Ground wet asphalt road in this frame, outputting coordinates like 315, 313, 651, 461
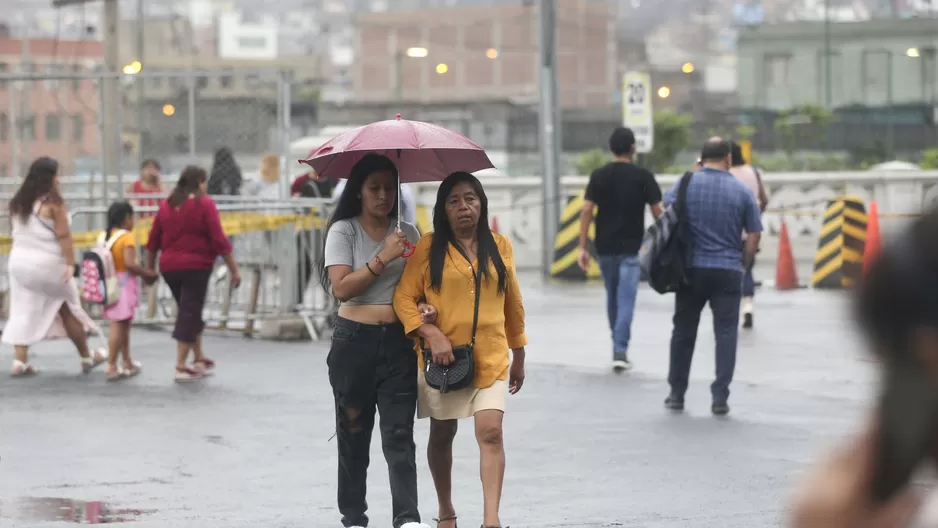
0, 273, 877, 527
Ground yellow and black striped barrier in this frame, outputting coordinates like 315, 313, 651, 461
549, 190, 601, 280
811, 196, 867, 289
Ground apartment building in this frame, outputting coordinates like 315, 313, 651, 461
0, 37, 103, 178
354, 0, 617, 108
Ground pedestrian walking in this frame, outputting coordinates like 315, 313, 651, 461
319, 153, 429, 528
127, 158, 164, 217
663, 139, 762, 416
4, 156, 106, 377
394, 171, 528, 528
728, 141, 769, 329
577, 127, 663, 371
100, 201, 160, 380
145, 166, 241, 382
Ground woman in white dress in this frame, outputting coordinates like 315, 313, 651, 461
4, 157, 106, 377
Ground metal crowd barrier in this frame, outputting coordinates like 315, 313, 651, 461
0, 199, 339, 341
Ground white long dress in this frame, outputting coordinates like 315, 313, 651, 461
2, 201, 99, 345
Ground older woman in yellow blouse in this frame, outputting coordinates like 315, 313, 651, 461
394, 171, 527, 528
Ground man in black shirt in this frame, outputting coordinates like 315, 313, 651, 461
577, 127, 663, 372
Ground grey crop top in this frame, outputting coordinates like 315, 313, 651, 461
323, 218, 421, 306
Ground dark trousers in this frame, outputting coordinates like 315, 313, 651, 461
162, 269, 212, 343
327, 316, 420, 528
668, 267, 743, 404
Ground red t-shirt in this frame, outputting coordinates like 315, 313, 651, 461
130, 180, 163, 217
145, 195, 232, 272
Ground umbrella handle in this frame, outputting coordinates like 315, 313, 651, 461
402, 240, 415, 258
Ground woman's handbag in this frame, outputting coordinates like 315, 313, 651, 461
422, 258, 482, 394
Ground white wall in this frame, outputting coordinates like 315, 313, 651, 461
216, 11, 278, 60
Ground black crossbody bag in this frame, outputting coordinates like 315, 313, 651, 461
421, 248, 480, 394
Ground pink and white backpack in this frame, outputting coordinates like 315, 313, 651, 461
80, 229, 128, 306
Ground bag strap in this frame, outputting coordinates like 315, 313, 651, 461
104, 229, 129, 251
676, 171, 694, 215
450, 242, 483, 349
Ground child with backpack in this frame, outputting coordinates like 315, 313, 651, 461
87, 202, 159, 380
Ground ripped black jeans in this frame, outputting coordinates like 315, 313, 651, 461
327, 316, 420, 528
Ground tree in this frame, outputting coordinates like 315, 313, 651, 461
647, 110, 692, 172
774, 104, 832, 162
921, 148, 938, 169
575, 148, 611, 176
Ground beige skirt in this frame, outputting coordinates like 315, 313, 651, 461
417, 373, 507, 420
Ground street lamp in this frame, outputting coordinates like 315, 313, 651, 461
162, 104, 175, 116
907, 47, 921, 58
436, 63, 449, 74
395, 48, 429, 102
407, 47, 428, 58
681, 62, 694, 73
122, 60, 142, 75
658, 86, 671, 98
486, 48, 499, 59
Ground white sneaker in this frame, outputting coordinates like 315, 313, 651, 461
612, 359, 633, 372
401, 523, 432, 528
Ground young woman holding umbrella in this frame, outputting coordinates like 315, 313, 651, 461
319, 153, 431, 528
303, 114, 498, 528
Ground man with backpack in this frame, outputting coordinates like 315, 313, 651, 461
577, 127, 663, 372
662, 139, 762, 416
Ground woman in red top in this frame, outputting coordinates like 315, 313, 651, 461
146, 166, 242, 382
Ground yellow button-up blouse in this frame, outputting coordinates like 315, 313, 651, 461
393, 232, 527, 389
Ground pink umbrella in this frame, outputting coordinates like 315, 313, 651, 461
298, 114, 494, 182
298, 114, 495, 256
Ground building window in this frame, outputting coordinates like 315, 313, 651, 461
245, 73, 261, 88
764, 53, 792, 87
151, 74, 163, 89
238, 36, 268, 49
197, 76, 208, 90
862, 50, 892, 106
22, 115, 35, 140
220, 73, 234, 89
72, 114, 84, 141
45, 114, 62, 141
0, 112, 7, 142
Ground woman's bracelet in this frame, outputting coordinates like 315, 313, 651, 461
365, 262, 379, 277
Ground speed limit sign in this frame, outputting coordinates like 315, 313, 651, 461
622, 71, 654, 153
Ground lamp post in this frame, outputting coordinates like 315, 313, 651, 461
824, 0, 832, 109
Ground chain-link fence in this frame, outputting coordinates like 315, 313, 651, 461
0, 68, 301, 194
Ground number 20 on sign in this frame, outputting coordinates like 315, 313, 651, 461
621, 71, 654, 153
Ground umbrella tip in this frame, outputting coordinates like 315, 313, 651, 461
396, 113, 402, 120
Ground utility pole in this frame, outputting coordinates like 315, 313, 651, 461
53, 0, 121, 200
823, 0, 832, 109
136, 0, 145, 168
537, 0, 561, 278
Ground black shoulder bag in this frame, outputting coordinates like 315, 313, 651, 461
422, 249, 481, 394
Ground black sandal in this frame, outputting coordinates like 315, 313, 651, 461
433, 515, 457, 527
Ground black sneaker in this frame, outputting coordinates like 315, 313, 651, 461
712, 402, 730, 416
612, 352, 632, 373
742, 312, 753, 329
664, 395, 684, 411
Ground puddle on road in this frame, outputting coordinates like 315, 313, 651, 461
0, 497, 150, 524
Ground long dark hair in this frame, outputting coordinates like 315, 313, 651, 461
856, 209, 938, 360
208, 147, 243, 195
429, 172, 507, 294
317, 153, 400, 290
730, 141, 747, 167
105, 201, 134, 240
168, 166, 208, 207
9, 156, 61, 222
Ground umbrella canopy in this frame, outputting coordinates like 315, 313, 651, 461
298, 114, 494, 182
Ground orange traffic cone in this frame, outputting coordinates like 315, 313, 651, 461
863, 200, 881, 276
775, 220, 799, 290
490, 216, 499, 234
